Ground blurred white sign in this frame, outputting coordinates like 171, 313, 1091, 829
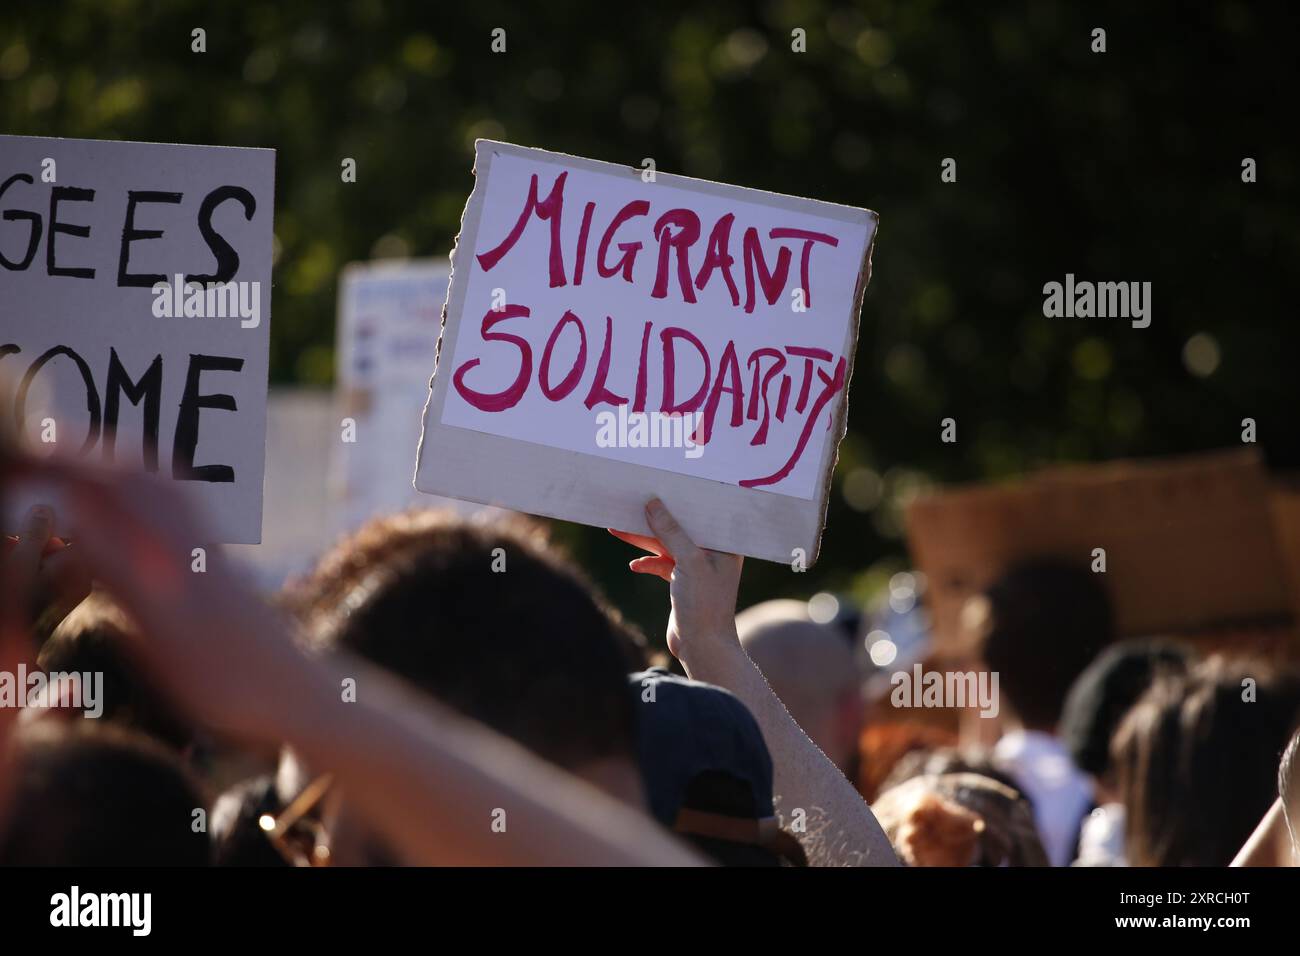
334, 258, 491, 532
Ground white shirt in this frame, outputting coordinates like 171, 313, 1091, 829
993, 729, 1094, 867
1074, 803, 1127, 866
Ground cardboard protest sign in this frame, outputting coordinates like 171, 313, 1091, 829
1269, 480, 1300, 630
904, 450, 1294, 654
334, 259, 498, 531
416, 141, 877, 563
0, 135, 274, 542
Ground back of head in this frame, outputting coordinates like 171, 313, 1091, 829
975, 559, 1115, 731
1058, 639, 1190, 782
1114, 657, 1300, 866
880, 745, 1024, 797
0, 722, 210, 866
736, 599, 861, 772
873, 771, 1048, 867
736, 599, 858, 713
288, 509, 645, 773
631, 668, 805, 866
39, 591, 194, 752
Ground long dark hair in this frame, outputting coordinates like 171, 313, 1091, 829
1114, 657, 1300, 866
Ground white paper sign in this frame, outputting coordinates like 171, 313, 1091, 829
0, 135, 274, 543
333, 258, 498, 531
416, 141, 876, 563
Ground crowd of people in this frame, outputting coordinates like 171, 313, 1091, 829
1, 423, 1298, 868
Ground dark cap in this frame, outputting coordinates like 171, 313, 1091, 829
630, 667, 805, 865
631, 667, 774, 822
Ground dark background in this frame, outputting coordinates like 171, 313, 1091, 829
4, 0, 1298, 641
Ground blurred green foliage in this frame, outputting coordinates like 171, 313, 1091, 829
4, 0, 1297, 642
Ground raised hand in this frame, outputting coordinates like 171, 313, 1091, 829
0, 455, 704, 866
609, 498, 743, 669
612, 498, 899, 866
1, 457, 319, 743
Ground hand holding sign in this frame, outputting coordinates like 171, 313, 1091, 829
611, 496, 899, 867
610, 497, 744, 666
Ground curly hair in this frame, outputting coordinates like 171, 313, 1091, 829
281, 508, 648, 770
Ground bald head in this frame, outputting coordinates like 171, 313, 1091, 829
736, 600, 863, 774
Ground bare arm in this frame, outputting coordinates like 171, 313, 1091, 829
612, 499, 899, 867
685, 635, 899, 866
273, 657, 703, 866
1231, 798, 1290, 867
14, 461, 703, 867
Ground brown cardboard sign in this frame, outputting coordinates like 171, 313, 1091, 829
905, 450, 1292, 651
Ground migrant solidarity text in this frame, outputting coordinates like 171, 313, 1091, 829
417, 142, 877, 562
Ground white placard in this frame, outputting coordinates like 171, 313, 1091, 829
416, 141, 876, 563
0, 135, 274, 542
334, 258, 495, 531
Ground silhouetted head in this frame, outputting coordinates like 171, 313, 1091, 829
1059, 638, 1190, 786
1114, 657, 1300, 866
971, 559, 1115, 731
0, 721, 209, 866
736, 599, 863, 777
287, 509, 646, 791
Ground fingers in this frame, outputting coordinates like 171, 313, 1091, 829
0, 508, 48, 666
629, 555, 675, 582
644, 498, 698, 561
5, 533, 95, 559
10, 505, 54, 574
613, 502, 706, 568
607, 528, 666, 555
7, 452, 202, 545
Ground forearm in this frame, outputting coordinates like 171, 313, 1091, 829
682, 635, 899, 867
1231, 798, 1288, 867
109, 581, 704, 866
270, 658, 706, 867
